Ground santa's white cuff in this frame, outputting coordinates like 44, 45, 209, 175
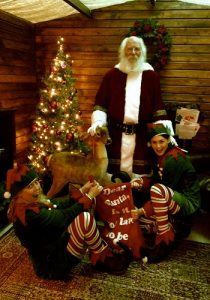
91, 110, 107, 125
87, 110, 107, 136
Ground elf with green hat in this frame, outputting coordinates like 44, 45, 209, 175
131, 120, 201, 262
5, 163, 132, 279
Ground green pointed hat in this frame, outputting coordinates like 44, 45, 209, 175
4, 164, 37, 199
147, 123, 171, 141
147, 120, 178, 146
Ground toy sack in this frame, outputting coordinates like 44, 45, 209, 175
95, 182, 144, 258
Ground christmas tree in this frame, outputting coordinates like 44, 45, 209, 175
28, 37, 88, 174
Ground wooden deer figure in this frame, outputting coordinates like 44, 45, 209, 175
46, 126, 112, 198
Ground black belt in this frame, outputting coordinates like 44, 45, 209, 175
114, 122, 140, 135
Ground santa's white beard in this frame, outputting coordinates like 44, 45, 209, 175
118, 56, 144, 74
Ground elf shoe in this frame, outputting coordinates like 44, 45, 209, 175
93, 242, 133, 275
141, 241, 174, 263
90, 245, 113, 266
111, 171, 131, 183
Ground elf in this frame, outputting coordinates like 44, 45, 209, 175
131, 121, 201, 262
4, 163, 132, 279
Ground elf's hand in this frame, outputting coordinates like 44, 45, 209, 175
131, 207, 145, 220
80, 181, 95, 194
87, 182, 103, 199
130, 178, 143, 190
130, 176, 151, 191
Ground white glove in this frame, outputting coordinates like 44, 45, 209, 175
87, 110, 107, 136
87, 121, 103, 136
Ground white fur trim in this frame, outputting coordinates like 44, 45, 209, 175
88, 110, 107, 135
124, 72, 142, 123
120, 72, 143, 174
120, 133, 136, 175
142, 62, 154, 71
91, 110, 107, 125
154, 120, 175, 135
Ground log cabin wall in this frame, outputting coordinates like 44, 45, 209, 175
35, 0, 210, 155
0, 10, 37, 164
0, 0, 209, 166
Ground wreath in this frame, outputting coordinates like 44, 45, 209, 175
127, 19, 172, 71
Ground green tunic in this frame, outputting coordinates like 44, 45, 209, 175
152, 146, 201, 216
13, 193, 85, 279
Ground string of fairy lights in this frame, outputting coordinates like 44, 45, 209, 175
28, 37, 84, 173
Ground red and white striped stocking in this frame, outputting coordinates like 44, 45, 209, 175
67, 212, 108, 264
141, 183, 180, 245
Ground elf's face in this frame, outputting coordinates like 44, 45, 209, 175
150, 135, 170, 156
20, 179, 42, 200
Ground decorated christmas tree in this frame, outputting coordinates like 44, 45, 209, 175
28, 37, 88, 174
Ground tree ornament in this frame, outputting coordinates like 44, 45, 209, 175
50, 100, 58, 110
127, 19, 172, 71
66, 132, 73, 142
56, 129, 62, 136
42, 155, 49, 165
32, 123, 38, 132
60, 62, 66, 69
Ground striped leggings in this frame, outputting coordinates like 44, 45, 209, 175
67, 212, 106, 260
140, 183, 180, 245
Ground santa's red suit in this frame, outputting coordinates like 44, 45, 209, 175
91, 64, 168, 177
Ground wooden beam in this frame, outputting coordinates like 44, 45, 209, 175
63, 0, 92, 18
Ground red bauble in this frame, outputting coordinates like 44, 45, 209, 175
66, 132, 73, 142
50, 100, 58, 109
32, 124, 37, 132
42, 155, 49, 164
56, 129, 61, 136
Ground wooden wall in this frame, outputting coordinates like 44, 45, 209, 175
0, 10, 36, 163
35, 0, 210, 155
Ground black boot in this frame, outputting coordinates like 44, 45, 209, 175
94, 242, 133, 275
141, 241, 174, 263
111, 171, 131, 183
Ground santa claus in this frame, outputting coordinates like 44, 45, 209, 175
88, 36, 170, 178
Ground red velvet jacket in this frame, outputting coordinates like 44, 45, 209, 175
94, 68, 167, 174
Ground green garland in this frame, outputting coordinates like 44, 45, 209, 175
127, 19, 172, 71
